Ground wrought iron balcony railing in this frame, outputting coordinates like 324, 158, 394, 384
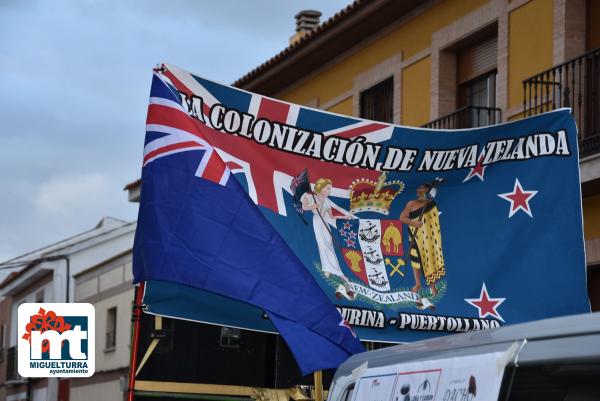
523, 47, 600, 158
422, 106, 502, 129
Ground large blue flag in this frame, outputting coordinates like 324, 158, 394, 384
133, 63, 590, 373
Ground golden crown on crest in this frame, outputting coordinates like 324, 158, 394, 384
349, 172, 405, 215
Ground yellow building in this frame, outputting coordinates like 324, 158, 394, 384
235, 0, 600, 310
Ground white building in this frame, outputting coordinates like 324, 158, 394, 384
70, 250, 134, 401
0, 217, 135, 401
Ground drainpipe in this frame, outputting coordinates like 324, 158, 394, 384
43, 255, 71, 302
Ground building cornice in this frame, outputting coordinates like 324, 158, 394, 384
234, 0, 423, 95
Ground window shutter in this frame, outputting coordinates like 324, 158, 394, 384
360, 77, 394, 123
458, 36, 497, 84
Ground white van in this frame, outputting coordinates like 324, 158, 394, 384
328, 312, 600, 401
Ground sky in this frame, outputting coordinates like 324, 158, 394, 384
0, 0, 353, 262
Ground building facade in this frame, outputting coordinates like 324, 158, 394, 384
70, 250, 134, 401
0, 217, 136, 401
0, 297, 12, 401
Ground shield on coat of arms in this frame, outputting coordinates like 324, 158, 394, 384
339, 219, 405, 290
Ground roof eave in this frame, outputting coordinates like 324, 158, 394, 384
0, 263, 50, 295
234, 0, 421, 96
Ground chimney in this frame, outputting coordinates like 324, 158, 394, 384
289, 10, 322, 45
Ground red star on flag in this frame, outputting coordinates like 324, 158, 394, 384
344, 238, 356, 248
465, 283, 506, 322
497, 178, 538, 218
463, 153, 486, 182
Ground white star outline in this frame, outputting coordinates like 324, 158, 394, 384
464, 282, 507, 322
339, 319, 356, 338
497, 178, 538, 218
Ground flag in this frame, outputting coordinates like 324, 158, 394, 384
290, 168, 311, 218
134, 68, 363, 375
133, 63, 590, 372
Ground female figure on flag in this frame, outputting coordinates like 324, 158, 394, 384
302, 178, 353, 281
400, 181, 446, 296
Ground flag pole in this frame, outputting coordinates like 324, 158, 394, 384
127, 282, 145, 401
313, 370, 324, 401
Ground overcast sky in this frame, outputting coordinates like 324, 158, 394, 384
0, 0, 352, 262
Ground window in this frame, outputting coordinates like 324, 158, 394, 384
105, 307, 117, 350
220, 326, 241, 348
459, 72, 496, 109
587, 0, 600, 51
459, 71, 497, 126
506, 363, 600, 401
457, 34, 497, 87
0, 323, 5, 362
457, 34, 499, 127
6, 346, 19, 381
360, 77, 394, 123
342, 383, 355, 401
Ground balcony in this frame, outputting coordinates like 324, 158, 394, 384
523, 47, 600, 158
422, 106, 502, 129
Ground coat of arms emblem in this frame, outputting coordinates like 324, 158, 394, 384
292, 170, 447, 310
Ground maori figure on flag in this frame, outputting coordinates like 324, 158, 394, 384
400, 178, 446, 297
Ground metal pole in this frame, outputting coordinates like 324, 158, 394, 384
127, 282, 145, 401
